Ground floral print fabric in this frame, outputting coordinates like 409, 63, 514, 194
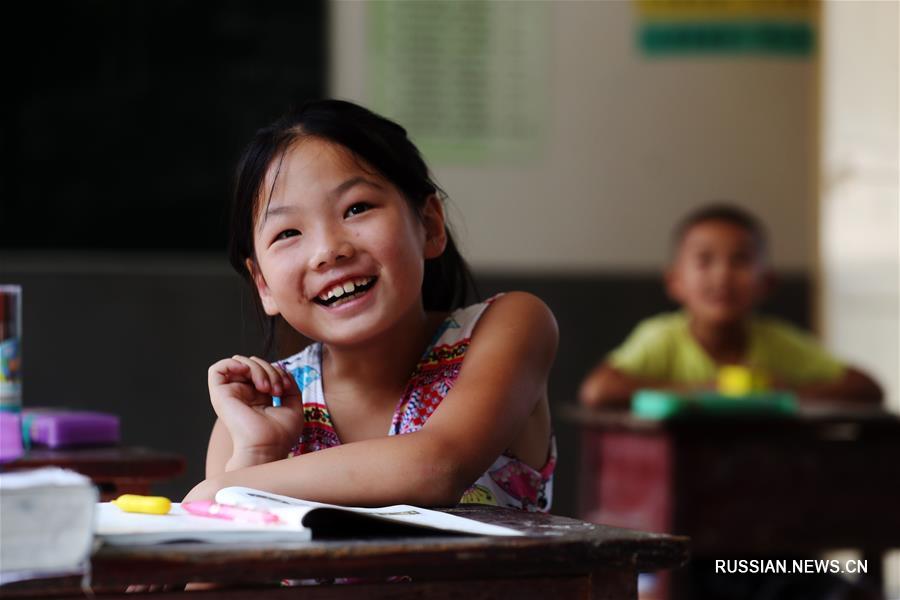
278, 296, 555, 512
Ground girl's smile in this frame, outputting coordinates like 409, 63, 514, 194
312, 275, 379, 317
313, 275, 377, 307
247, 137, 446, 348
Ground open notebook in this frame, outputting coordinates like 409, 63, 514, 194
95, 502, 311, 545
96, 486, 521, 545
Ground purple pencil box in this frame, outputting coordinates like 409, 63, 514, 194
0, 411, 24, 462
23, 409, 120, 448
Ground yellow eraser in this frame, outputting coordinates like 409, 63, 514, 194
718, 365, 754, 396
718, 365, 770, 395
112, 494, 172, 515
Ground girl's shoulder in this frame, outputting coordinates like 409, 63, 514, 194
427, 292, 556, 353
464, 291, 558, 345
481, 290, 555, 319
437, 294, 504, 342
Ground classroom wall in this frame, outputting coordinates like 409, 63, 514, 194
327, 0, 821, 517
330, 0, 818, 274
819, 4, 900, 592
0, 1, 834, 520
820, 0, 899, 411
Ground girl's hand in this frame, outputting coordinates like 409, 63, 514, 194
207, 356, 304, 469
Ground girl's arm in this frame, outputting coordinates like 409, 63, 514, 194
205, 418, 232, 479
184, 292, 558, 506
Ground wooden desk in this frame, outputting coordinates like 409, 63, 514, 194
4, 446, 185, 500
565, 405, 900, 597
0, 506, 688, 599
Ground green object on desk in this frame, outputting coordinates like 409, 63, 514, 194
632, 389, 798, 420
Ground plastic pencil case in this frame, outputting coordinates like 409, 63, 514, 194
632, 389, 798, 420
23, 408, 120, 448
0, 410, 24, 461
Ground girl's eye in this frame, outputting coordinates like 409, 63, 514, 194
345, 202, 372, 218
275, 229, 301, 241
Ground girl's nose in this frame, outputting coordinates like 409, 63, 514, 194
308, 231, 355, 270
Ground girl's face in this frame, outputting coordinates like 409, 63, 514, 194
666, 220, 770, 327
248, 138, 447, 347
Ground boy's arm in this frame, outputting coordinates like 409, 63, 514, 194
791, 366, 883, 405
765, 322, 883, 405
578, 362, 709, 408
578, 363, 638, 408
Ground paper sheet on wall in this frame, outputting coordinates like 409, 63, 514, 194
368, 1, 550, 163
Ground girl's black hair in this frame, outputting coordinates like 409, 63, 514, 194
228, 99, 477, 351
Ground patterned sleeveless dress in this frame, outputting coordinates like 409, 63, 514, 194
277, 296, 556, 512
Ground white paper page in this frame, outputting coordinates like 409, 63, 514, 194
216, 487, 524, 537
95, 503, 311, 545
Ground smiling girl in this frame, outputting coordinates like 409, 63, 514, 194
184, 100, 557, 511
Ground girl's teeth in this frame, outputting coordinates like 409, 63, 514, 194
318, 277, 374, 303
331, 295, 355, 308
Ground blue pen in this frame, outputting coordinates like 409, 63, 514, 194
273, 364, 291, 407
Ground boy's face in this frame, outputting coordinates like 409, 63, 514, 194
666, 219, 770, 327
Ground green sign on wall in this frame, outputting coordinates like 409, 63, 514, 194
635, 0, 817, 57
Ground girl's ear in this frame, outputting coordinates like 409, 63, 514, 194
421, 194, 448, 259
246, 258, 280, 316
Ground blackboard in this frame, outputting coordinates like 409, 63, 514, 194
1, 0, 326, 251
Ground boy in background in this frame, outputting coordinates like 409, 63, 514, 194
579, 203, 882, 407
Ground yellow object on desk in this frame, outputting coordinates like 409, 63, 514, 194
717, 365, 770, 396
112, 494, 171, 515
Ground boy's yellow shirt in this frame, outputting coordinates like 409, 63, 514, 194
608, 312, 844, 386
